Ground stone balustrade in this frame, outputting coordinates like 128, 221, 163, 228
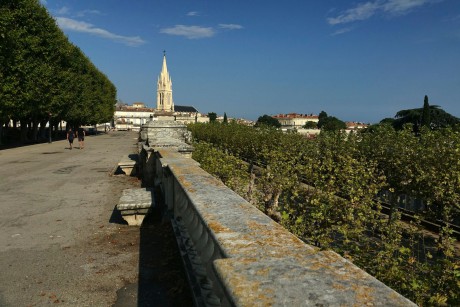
137, 119, 416, 306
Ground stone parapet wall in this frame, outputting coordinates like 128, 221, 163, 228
139, 144, 415, 306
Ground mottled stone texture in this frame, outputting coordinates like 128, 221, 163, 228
138, 146, 416, 307
140, 119, 192, 148
117, 155, 138, 176
117, 188, 154, 226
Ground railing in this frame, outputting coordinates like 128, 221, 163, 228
139, 142, 416, 307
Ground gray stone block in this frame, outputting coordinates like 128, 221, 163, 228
117, 188, 154, 226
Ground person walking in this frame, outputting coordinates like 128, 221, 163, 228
77, 127, 85, 149
67, 128, 75, 150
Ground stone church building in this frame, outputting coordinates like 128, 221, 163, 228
156, 53, 174, 112
114, 53, 208, 130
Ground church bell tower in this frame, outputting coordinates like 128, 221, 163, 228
156, 51, 174, 112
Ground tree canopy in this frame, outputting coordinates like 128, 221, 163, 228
255, 115, 281, 128
421, 95, 430, 128
303, 121, 318, 129
208, 112, 217, 122
0, 0, 116, 142
392, 96, 459, 130
317, 111, 346, 131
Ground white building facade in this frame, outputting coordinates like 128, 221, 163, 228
114, 103, 156, 131
273, 113, 319, 130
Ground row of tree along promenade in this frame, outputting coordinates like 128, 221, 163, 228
0, 0, 116, 146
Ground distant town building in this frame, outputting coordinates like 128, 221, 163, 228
271, 113, 368, 136
345, 121, 369, 132
113, 53, 208, 130
272, 113, 319, 130
132, 102, 147, 108
114, 103, 155, 131
215, 116, 255, 126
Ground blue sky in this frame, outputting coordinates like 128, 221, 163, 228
40, 0, 460, 123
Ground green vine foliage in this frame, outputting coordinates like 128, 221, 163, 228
188, 122, 459, 305
192, 141, 250, 198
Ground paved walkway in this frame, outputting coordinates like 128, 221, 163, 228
0, 131, 192, 306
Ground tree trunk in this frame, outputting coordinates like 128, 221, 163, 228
247, 163, 256, 205
19, 119, 29, 143
53, 122, 59, 138
31, 119, 39, 142
267, 191, 282, 222
38, 119, 47, 140
387, 192, 396, 225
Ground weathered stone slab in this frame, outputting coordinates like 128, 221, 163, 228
214, 253, 413, 306
117, 154, 138, 176
117, 188, 154, 226
140, 120, 191, 148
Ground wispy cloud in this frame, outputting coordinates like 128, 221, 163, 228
382, 0, 442, 14
160, 25, 215, 39
331, 27, 354, 36
55, 6, 70, 15
328, 2, 380, 25
76, 9, 103, 17
219, 24, 244, 30
56, 17, 146, 46
328, 0, 444, 25
187, 11, 199, 17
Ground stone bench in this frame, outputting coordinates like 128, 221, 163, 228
117, 154, 138, 176
117, 188, 154, 226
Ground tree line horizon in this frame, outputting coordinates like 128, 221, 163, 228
249, 95, 460, 131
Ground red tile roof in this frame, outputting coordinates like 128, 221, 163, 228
272, 113, 319, 119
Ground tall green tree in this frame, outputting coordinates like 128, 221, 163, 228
303, 121, 318, 129
394, 104, 459, 130
255, 115, 281, 128
223, 112, 228, 124
317, 111, 328, 128
208, 112, 217, 122
320, 116, 346, 131
421, 95, 431, 128
0, 0, 117, 143
317, 111, 346, 131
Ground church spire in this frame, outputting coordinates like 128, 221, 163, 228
156, 51, 173, 112
161, 51, 168, 78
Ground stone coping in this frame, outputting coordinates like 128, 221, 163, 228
155, 147, 416, 306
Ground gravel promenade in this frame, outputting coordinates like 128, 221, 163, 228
0, 131, 192, 306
